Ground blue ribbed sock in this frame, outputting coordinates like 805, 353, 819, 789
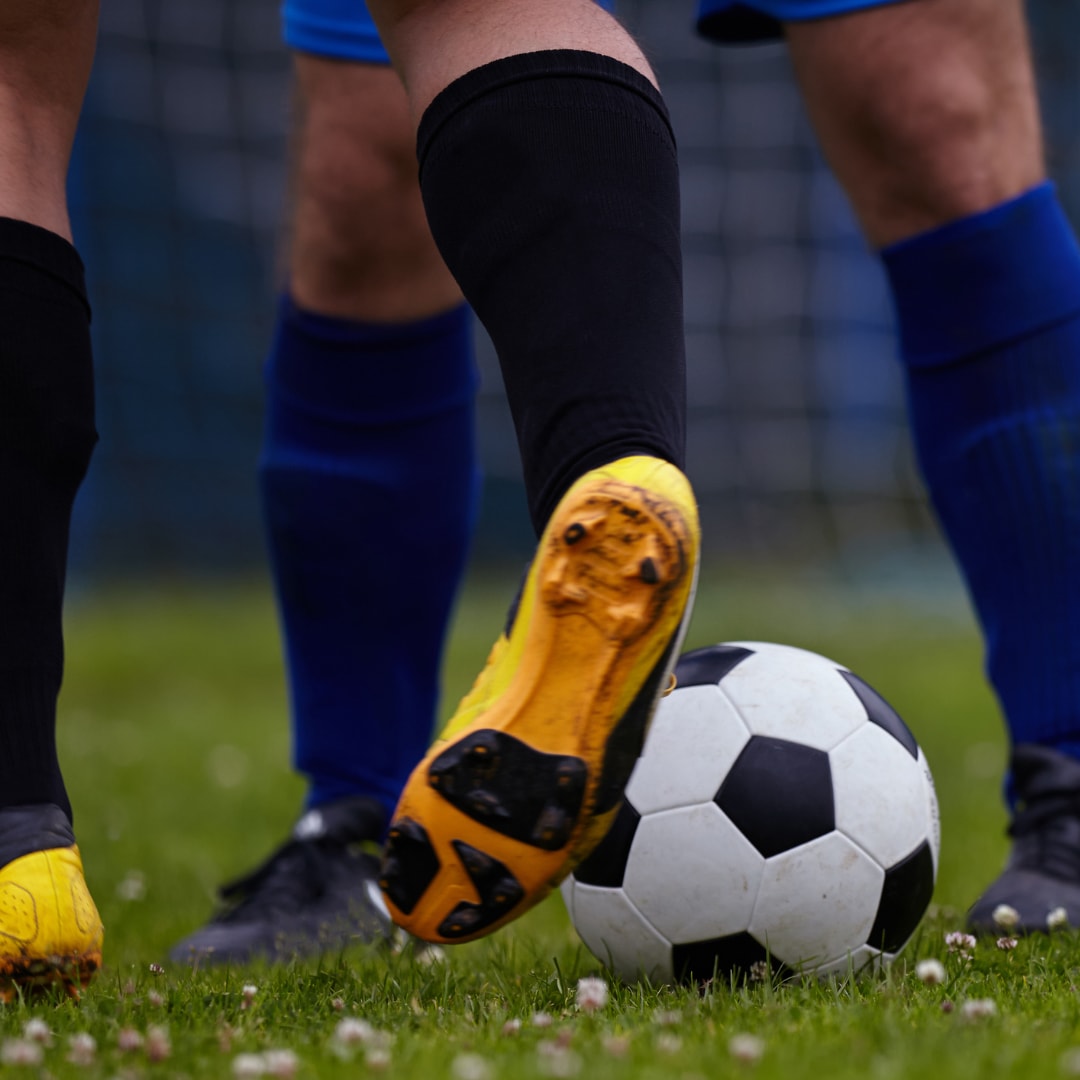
882, 182, 1080, 766
260, 296, 479, 826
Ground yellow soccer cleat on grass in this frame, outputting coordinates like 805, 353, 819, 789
379, 455, 700, 943
0, 807, 103, 1000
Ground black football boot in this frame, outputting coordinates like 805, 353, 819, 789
968, 744, 1080, 934
170, 796, 392, 965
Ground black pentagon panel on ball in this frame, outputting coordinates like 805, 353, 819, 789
840, 670, 918, 759
867, 839, 935, 953
672, 931, 791, 986
716, 736, 835, 857
571, 799, 641, 889
674, 644, 754, 688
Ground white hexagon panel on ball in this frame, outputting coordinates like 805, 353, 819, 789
627, 685, 750, 815
562, 879, 673, 983
718, 643, 868, 751
623, 802, 765, 945
748, 831, 884, 973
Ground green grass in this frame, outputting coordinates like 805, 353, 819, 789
3, 567, 1075, 1078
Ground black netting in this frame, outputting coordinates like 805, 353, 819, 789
66, 0, 1080, 574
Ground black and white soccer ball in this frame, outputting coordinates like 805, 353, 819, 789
562, 642, 940, 983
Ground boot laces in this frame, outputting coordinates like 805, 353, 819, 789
213, 838, 336, 923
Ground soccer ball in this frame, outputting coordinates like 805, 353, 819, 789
562, 642, 940, 984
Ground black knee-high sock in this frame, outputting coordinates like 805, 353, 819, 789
0, 219, 97, 822
418, 50, 685, 533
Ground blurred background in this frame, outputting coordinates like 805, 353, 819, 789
65, 0, 1080, 586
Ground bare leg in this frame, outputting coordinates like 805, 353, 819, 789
365, 0, 657, 117
786, 0, 1042, 246
0, 1, 99, 238
288, 56, 460, 320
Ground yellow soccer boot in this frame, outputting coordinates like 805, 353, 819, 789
380, 455, 699, 943
0, 805, 103, 999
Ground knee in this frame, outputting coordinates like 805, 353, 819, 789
857, 70, 1037, 227
294, 114, 432, 280
287, 60, 459, 315
790, 7, 1045, 244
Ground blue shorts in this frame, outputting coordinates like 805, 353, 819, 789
283, 0, 614, 64
696, 0, 909, 42
282, 0, 906, 62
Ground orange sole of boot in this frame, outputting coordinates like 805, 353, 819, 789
380, 466, 698, 943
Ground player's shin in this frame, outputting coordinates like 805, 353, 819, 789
0, 218, 102, 993
0, 219, 96, 818
417, 50, 686, 532
884, 183, 1080, 931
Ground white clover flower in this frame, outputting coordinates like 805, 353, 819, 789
67, 1032, 96, 1066
602, 1034, 630, 1058
944, 931, 977, 955
996, 937, 1019, 951
21, 1018, 52, 1046
502, 1018, 522, 1036
537, 1041, 582, 1078
232, 1053, 267, 1078
116, 869, 147, 902
1, 1039, 44, 1066
117, 1027, 144, 1052
575, 976, 608, 1013
749, 960, 770, 983
208, 743, 250, 789
653, 1009, 681, 1027
915, 959, 947, 985
145, 1025, 172, 1062
991, 904, 1019, 931
263, 1048, 300, 1079
452, 1052, 493, 1080
1048, 906, 1070, 930
960, 998, 998, 1020
656, 1033, 682, 1055
365, 1047, 392, 1071
728, 1033, 765, 1064
416, 944, 447, 966
147, 989, 166, 1008
531, 1011, 554, 1029
333, 1017, 375, 1047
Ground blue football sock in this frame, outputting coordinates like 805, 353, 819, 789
882, 183, 1080, 764
259, 295, 479, 826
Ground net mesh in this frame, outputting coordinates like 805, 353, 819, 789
67, 0, 1079, 574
